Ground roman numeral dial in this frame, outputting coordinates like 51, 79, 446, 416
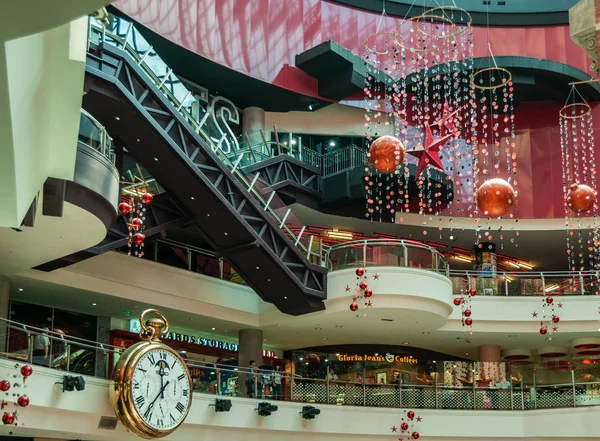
130, 348, 192, 431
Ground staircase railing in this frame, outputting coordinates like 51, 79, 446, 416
88, 16, 323, 264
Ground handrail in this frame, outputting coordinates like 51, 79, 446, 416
79, 108, 116, 164
88, 16, 322, 263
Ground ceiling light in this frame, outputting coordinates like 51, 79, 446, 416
18, 288, 23, 292
325, 359, 329, 362
508, 261, 520, 269
154, 157, 158, 161
92, 303, 97, 306
336, 353, 340, 356
115, 116, 120, 121
519, 263, 533, 270
299, 357, 304, 361
403, 342, 409, 345
453, 255, 473, 263
329, 141, 336, 147
326, 230, 354, 240
291, 139, 297, 145
545, 285, 560, 293
211, 327, 216, 331
465, 352, 469, 356
321, 337, 328, 340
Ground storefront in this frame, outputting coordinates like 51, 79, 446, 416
110, 320, 284, 396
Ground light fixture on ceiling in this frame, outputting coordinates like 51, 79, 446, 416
508, 261, 520, 269
403, 342, 409, 345
211, 327, 216, 331
545, 285, 560, 293
321, 337, 328, 340
291, 139, 297, 145
18, 288, 23, 292
465, 352, 469, 356
92, 303, 97, 306
329, 141, 336, 147
299, 357, 304, 361
519, 262, 533, 270
453, 255, 473, 263
326, 229, 354, 240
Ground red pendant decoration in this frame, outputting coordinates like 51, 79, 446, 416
364, 289, 373, 298
546, 296, 553, 305
133, 233, 145, 246
118, 202, 132, 214
17, 396, 29, 408
19, 365, 32, 378
407, 411, 415, 420
453, 298, 462, 306
356, 268, 365, 277
120, 189, 154, 258
463, 309, 472, 317
2, 412, 15, 425
475, 178, 515, 218
130, 218, 143, 230
566, 183, 596, 213
540, 327, 548, 335
368, 136, 405, 173
350, 303, 358, 312
393, 409, 423, 439
359, 281, 368, 290
412, 432, 420, 440
552, 315, 560, 323
401, 423, 409, 431
464, 318, 473, 326
0, 381, 9, 392
141, 192, 154, 205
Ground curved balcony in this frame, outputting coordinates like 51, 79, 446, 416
325, 240, 452, 331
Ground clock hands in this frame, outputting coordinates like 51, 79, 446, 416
144, 380, 170, 419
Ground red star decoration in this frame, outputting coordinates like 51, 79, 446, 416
416, 416, 422, 422
552, 326, 559, 332
398, 438, 404, 441
367, 301, 373, 307
531, 312, 538, 318
345, 285, 351, 292
392, 426, 398, 433
408, 122, 452, 177
373, 273, 380, 280
558, 302, 563, 308
0, 400, 6, 410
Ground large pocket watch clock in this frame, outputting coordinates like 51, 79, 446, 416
110, 309, 192, 439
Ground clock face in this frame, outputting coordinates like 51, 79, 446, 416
130, 348, 191, 431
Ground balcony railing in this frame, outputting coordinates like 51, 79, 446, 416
79, 108, 115, 164
326, 239, 448, 273
3, 317, 600, 411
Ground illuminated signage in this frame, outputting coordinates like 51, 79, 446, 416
336, 353, 418, 364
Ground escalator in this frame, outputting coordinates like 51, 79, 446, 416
83, 28, 326, 315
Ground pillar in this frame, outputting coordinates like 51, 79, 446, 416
474, 242, 498, 294
0, 276, 9, 352
478, 344, 502, 382
242, 107, 266, 149
238, 328, 263, 396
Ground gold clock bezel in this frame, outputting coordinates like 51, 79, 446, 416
110, 310, 193, 439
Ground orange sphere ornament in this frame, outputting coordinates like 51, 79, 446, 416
369, 136, 405, 173
476, 178, 516, 217
566, 183, 595, 213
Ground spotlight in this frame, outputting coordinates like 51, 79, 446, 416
256, 402, 278, 417
301, 405, 321, 420
213, 398, 232, 412
61, 375, 85, 392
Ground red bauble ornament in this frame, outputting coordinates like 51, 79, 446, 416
364, 289, 373, 297
400, 423, 409, 431
465, 318, 473, 326
356, 268, 365, 277
540, 327, 548, 335
412, 432, 420, 440
463, 309, 472, 317
546, 296, 553, 305
407, 411, 415, 420
0, 381, 9, 392
359, 281, 368, 290
350, 303, 358, 312
17, 395, 29, 408
453, 298, 462, 306
130, 218, 143, 230
118, 202, 132, 214
141, 192, 154, 205
469, 289, 477, 296
566, 183, 596, 213
369, 136, 405, 173
2, 412, 14, 425
20, 365, 32, 378
133, 233, 145, 245
475, 178, 515, 217
552, 315, 560, 323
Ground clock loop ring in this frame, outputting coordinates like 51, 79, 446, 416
139, 309, 170, 341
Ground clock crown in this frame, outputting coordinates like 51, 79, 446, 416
139, 309, 170, 342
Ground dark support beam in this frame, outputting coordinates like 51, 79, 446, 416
216, 240, 260, 258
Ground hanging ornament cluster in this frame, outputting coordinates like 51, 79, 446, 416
1, 363, 33, 427
391, 409, 422, 440
363, 5, 477, 235
454, 288, 476, 332
532, 296, 563, 340
471, 56, 519, 250
118, 191, 153, 258
348, 268, 379, 312
559, 86, 599, 272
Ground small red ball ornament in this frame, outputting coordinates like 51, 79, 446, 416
401, 423, 409, 431
407, 411, 415, 420
453, 298, 462, 306
118, 202, 132, 214
364, 289, 373, 297
552, 315, 560, 323
369, 136, 406, 173
130, 218, 143, 230
350, 303, 358, 312
412, 432, 420, 439
141, 192, 154, 205
359, 281, 368, 290
0, 381, 10, 392
463, 309, 472, 317
2, 412, 15, 425
17, 395, 29, 407
475, 178, 515, 217
469, 289, 477, 296
546, 296, 553, 305
356, 268, 365, 277
566, 183, 596, 213
20, 365, 32, 378
465, 318, 473, 326
133, 233, 145, 245
540, 327, 548, 335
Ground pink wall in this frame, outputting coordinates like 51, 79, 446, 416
115, 0, 592, 97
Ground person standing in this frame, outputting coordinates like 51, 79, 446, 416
272, 365, 282, 400
246, 360, 257, 398
32, 327, 50, 366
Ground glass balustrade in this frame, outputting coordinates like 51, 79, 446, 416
79, 109, 115, 164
